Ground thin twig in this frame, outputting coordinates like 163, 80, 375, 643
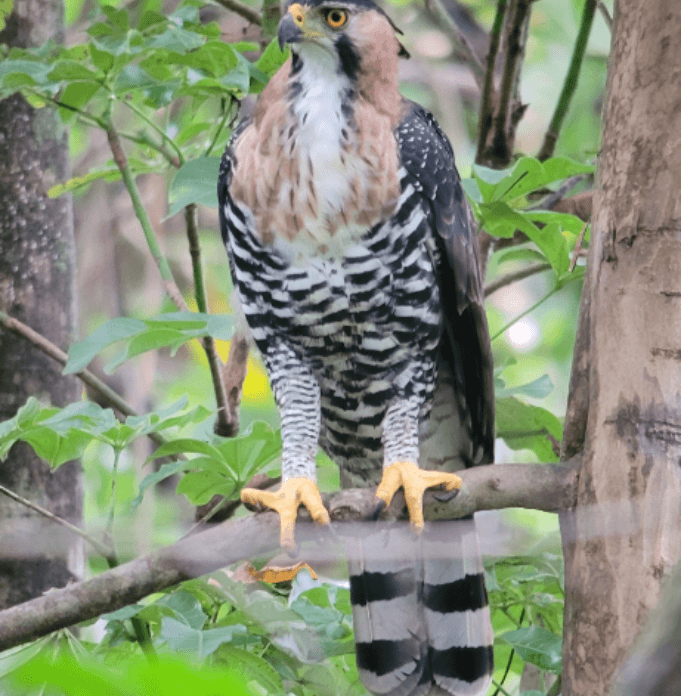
105, 120, 189, 312
217, 332, 250, 437
597, 0, 612, 30
425, 0, 485, 89
491, 284, 560, 341
183, 204, 231, 434
484, 262, 552, 297
568, 222, 588, 273
123, 100, 186, 167
537, 0, 597, 161
204, 98, 239, 158
527, 174, 589, 211
0, 310, 169, 445
106, 449, 122, 538
120, 130, 181, 168
211, 0, 262, 25
0, 483, 114, 561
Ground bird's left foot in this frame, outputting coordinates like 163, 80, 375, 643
373, 461, 462, 531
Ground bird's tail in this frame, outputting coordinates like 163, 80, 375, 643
348, 517, 493, 696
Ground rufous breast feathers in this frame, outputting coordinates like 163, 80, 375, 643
230, 58, 402, 257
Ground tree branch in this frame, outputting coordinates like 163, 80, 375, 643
0, 310, 171, 449
0, 460, 579, 652
425, 0, 486, 89
484, 262, 552, 297
105, 122, 189, 313
183, 203, 232, 436
0, 483, 114, 562
211, 0, 262, 26
476, 0, 507, 164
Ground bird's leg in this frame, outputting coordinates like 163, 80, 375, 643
372, 398, 462, 530
240, 348, 329, 550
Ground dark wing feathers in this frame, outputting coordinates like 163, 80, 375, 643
396, 102, 494, 465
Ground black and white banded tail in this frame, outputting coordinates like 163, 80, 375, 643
348, 519, 493, 696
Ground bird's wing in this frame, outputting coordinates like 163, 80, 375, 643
396, 101, 494, 466
217, 116, 251, 249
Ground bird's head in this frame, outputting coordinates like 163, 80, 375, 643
277, 0, 408, 81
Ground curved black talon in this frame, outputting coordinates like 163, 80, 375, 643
369, 498, 386, 521
433, 487, 460, 503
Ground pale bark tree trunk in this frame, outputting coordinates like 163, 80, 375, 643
561, 1, 681, 693
0, 0, 82, 608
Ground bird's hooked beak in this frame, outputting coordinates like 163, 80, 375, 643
278, 3, 307, 50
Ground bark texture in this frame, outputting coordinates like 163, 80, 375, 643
0, 0, 81, 607
561, 2, 681, 694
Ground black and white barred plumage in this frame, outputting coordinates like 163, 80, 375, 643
218, 2, 494, 693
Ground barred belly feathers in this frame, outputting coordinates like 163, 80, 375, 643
218, 1, 495, 693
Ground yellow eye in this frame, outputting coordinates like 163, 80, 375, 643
324, 8, 347, 28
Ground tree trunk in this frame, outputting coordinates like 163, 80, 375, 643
561, 1, 681, 693
0, 0, 82, 608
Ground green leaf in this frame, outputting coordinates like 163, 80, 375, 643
497, 248, 548, 265
64, 317, 145, 373
138, 10, 166, 31
255, 38, 289, 77
8, 651, 248, 696
57, 82, 102, 121
474, 156, 594, 203
101, 604, 146, 622
64, 312, 233, 374
479, 202, 570, 275
166, 41, 238, 77
523, 209, 586, 235
48, 60, 99, 82
0, 59, 52, 87
160, 617, 247, 657
471, 164, 510, 202
167, 157, 221, 215
147, 23, 205, 52
176, 467, 236, 505
213, 421, 282, 482
461, 177, 482, 203
496, 397, 563, 462
214, 647, 285, 696
176, 121, 212, 145
149, 438, 224, 460
496, 375, 554, 399
0, 637, 53, 679
132, 459, 187, 510
0, 399, 118, 466
156, 591, 207, 630
101, 5, 130, 32
502, 626, 562, 673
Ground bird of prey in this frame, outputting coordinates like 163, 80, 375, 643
217, 1, 495, 693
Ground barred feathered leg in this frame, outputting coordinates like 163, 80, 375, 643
240, 344, 329, 548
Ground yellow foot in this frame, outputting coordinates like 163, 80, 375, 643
247, 562, 318, 584
375, 461, 462, 531
241, 478, 330, 550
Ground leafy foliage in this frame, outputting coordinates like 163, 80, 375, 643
64, 312, 234, 374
